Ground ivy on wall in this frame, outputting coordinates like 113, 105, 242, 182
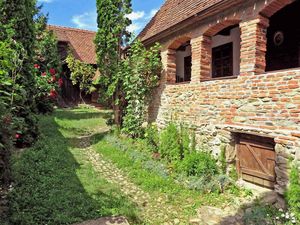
121, 41, 162, 137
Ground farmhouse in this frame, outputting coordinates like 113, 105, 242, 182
140, 0, 300, 202
48, 25, 99, 104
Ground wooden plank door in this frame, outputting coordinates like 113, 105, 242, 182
236, 134, 276, 189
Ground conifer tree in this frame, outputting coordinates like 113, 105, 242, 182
1, 0, 39, 143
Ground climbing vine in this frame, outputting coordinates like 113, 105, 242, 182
121, 40, 162, 137
95, 0, 162, 135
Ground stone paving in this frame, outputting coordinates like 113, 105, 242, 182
84, 146, 183, 224
73, 118, 271, 225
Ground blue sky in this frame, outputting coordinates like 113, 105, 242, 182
39, 0, 164, 34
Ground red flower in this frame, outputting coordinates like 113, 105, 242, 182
51, 75, 57, 82
49, 89, 57, 99
15, 133, 21, 139
49, 68, 56, 75
34, 64, 40, 69
58, 78, 63, 87
41, 72, 47, 77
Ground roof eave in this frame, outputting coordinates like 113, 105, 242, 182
141, 0, 243, 46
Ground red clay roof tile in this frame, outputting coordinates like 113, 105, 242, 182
48, 25, 97, 65
139, 0, 224, 42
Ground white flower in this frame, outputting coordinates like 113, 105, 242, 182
276, 217, 279, 220
281, 213, 285, 218
279, 208, 283, 212
285, 214, 290, 219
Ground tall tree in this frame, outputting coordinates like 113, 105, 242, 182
34, 15, 61, 72
95, 0, 132, 125
1, 0, 39, 144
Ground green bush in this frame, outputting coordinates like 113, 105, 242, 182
286, 164, 300, 221
34, 67, 60, 114
144, 123, 159, 151
159, 122, 182, 162
180, 124, 191, 157
219, 145, 227, 174
176, 151, 219, 177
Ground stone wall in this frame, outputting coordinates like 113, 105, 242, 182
146, 0, 300, 201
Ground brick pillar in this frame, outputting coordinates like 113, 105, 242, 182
166, 49, 176, 84
240, 16, 269, 76
191, 35, 212, 83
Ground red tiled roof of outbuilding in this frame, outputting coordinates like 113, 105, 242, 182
48, 25, 97, 65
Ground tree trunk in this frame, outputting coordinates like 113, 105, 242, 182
79, 90, 86, 104
113, 92, 121, 125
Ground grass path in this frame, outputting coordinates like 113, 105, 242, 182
84, 146, 182, 224
8, 107, 140, 225
8, 106, 250, 225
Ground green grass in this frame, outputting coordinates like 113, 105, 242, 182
93, 135, 246, 222
8, 106, 251, 225
8, 107, 140, 225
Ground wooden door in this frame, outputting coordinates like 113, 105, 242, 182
236, 134, 276, 189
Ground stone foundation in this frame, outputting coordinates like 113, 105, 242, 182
149, 69, 300, 200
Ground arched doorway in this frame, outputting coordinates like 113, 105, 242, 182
265, 0, 300, 71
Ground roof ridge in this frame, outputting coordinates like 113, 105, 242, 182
47, 24, 97, 34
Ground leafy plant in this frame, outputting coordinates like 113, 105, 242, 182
121, 41, 162, 137
243, 204, 297, 225
95, 0, 132, 125
34, 15, 61, 71
219, 145, 227, 174
66, 54, 96, 103
176, 151, 219, 177
34, 66, 61, 114
286, 163, 300, 221
144, 123, 159, 151
159, 122, 182, 162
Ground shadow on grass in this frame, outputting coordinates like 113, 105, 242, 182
55, 109, 112, 121
8, 111, 140, 225
67, 131, 110, 149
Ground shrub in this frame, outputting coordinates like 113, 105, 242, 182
144, 123, 159, 151
159, 122, 182, 162
34, 67, 61, 114
180, 124, 190, 157
219, 145, 227, 174
176, 151, 219, 177
286, 163, 300, 221
243, 204, 297, 225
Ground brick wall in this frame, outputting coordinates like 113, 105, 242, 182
147, 0, 300, 202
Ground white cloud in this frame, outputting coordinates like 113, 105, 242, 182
147, 9, 158, 19
127, 23, 142, 33
126, 11, 145, 21
71, 7, 159, 34
72, 11, 97, 31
